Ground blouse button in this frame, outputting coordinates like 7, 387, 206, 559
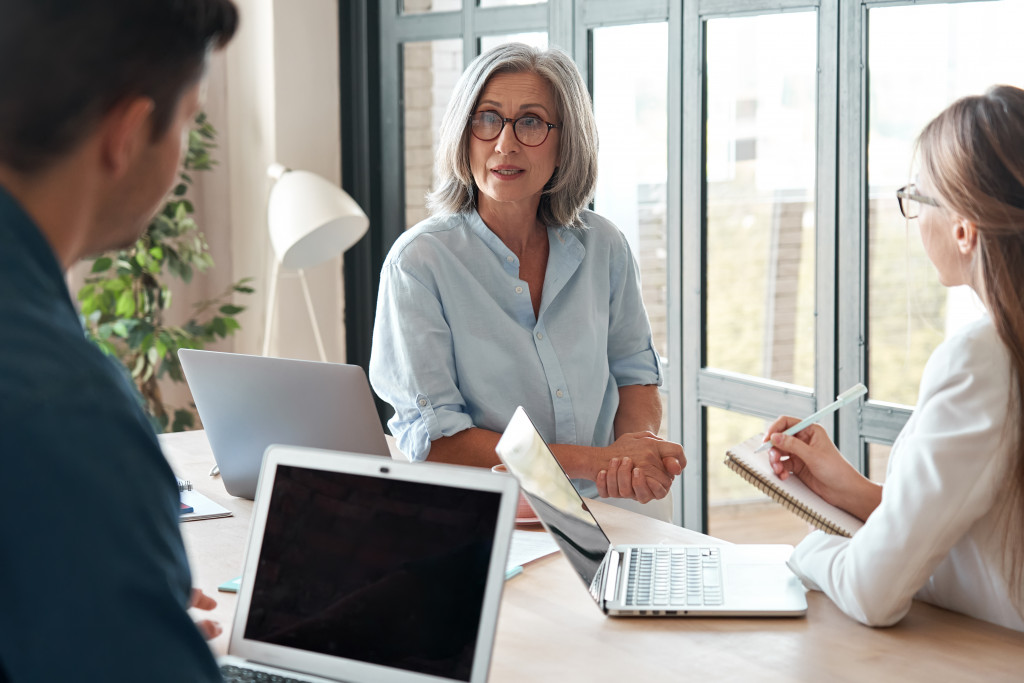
536, 332, 543, 340
418, 398, 427, 407
515, 286, 523, 294
556, 390, 564, 398
506, 255, 514, 263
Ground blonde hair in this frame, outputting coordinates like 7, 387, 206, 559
426, 43, 598, 229
918, 85, 1024, 600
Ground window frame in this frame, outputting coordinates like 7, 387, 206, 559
345, 0, 995, 532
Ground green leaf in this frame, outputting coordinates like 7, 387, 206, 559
91, 257, 113, 273
115, 290, 136, 317
126, 322, 151, 349
102, 278, 126, 293
212, 317, 227, 338
131, 354, 146, 378
234, 285, 255, 294
171, 409, 195, 433
219, 304, 244, 315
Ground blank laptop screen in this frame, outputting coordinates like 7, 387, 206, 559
243, 465, 502, 681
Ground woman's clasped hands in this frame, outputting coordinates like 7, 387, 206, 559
595, 431, 685, 503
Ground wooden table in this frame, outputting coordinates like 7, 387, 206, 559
160, 431, 1024, 682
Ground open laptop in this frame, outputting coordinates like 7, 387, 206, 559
220, 444, 519, 683
178, 349, 390, 499
495, 406, 808, 617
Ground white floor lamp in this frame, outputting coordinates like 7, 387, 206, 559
263, 163, 369, 361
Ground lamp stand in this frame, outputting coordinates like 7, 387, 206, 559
297, 268, 329, 362
262, 260, 329, 363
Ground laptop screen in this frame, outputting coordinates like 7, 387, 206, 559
242, 464, 502, 682
495, 408, 612, 594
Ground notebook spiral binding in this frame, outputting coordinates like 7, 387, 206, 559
178, 479, 193, 492
722, 458, 853, 538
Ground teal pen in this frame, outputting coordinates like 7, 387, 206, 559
505, 565, 524, 581
755, 383, 868, 453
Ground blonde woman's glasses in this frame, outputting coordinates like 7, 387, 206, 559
896, 184, 940, 219
469, 111, 560, 147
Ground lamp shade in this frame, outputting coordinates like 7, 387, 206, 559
267, 164, 369, 270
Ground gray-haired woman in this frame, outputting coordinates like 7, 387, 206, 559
370, 43, 684, 502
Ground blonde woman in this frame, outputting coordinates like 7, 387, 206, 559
763, 85, 1024, 631
370, 43, 683, 502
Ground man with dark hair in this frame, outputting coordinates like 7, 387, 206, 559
0, 1, 238, 680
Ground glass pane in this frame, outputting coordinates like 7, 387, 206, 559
867, 1, 1024, 406
705, 406, 809, 546
403, 40, 464, 230
402, 0, 460, 15
592, 23, 669, 438
592, 23, 668, 360
704, 13, 818, 387
479, 32, 548, 54
867, 442, 890, 484
479, 0, 546, 7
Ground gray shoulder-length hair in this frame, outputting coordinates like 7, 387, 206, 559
425, 42, 599, 229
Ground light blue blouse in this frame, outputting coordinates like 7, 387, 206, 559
369, 209, 662, 496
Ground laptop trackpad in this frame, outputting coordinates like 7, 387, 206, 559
722, 547, 807, 612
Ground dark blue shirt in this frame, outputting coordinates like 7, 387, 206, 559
0, 186, 221, 681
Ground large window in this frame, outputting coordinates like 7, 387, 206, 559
351, 0, 1023, 533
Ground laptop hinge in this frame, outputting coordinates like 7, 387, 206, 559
603, 548, 621, 607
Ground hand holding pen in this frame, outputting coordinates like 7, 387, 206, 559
755, 383, 867, 453
761, 383, 881, 521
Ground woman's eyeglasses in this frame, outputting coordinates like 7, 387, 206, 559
469, 111, 560, 147
896, 184, 941, 219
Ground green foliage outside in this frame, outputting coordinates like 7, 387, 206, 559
77, 113, 253, 433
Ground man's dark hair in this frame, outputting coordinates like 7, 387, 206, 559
0, 0, 238, 174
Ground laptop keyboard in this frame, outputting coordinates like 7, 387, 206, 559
220, 664, 316, 683
624, 546, 723, 607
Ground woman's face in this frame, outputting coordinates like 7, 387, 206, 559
916, 169, 971, 287
469, 71, 560, 220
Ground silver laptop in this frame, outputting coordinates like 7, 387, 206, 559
179, 349, 390, 499
495, 406, 808, 617
220, 444, 519, 683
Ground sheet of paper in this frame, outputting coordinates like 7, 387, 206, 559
507, 529, 559, 571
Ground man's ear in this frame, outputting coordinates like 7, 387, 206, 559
99, 97, 155, 176
955, 217, 978, 255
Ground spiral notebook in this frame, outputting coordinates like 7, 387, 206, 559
724, 436, 864, 537
177, 479, 232, 522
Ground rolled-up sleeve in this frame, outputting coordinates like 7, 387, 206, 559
369, 260, 475, 461
606, 234, 662, 388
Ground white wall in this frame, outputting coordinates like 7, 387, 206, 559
220, 0, 345, 362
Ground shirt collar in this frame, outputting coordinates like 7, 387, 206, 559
466, 208, 585, 266
0, 183, 73, 301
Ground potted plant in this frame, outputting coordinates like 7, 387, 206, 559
77, 112, 252, 432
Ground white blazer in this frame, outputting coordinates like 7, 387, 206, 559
788, 315, 1024, 632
